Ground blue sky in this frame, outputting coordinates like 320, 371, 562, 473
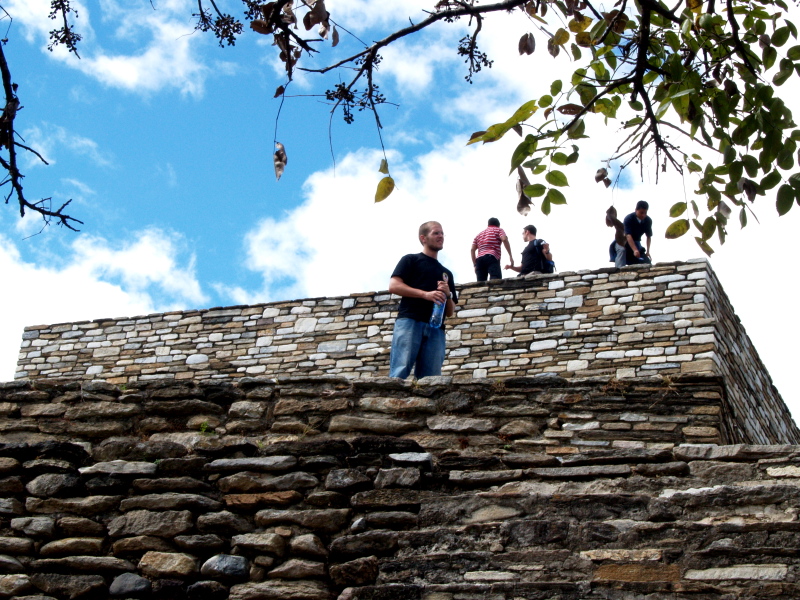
1, 0, 798, 421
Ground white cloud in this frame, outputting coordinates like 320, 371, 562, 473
6, 0, 210, 96
0, 228, 208, 380
21, 124, 112, 168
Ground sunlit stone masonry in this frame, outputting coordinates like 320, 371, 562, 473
3, 260, 799, 599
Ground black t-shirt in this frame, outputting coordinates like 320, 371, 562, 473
391, 253, 457, 326
520, 239, 546, 275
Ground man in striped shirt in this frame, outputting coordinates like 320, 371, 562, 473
471, 218, 514, 281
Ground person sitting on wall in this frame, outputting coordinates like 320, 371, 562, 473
621, 200, 653, 265
505, 225, 555, 275
606, 206, 628, 268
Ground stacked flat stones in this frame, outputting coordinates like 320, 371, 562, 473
14, 260, 797, 447
0, 378, 799, 599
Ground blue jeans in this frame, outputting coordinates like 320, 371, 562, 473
389, 318, 446, 379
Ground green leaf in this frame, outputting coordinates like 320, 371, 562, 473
546, 188, 567, 204
761, 169, 782, 190
764, 45, 778, 70
739, 207, 747, 228
695, 237, 715, 256
539, 94, 553, 108
629, 100, 644, 111
552, 152, 569, 165
532, 164, 547, 175
550, 80, 563, 95
541, 197, 552, 215
524, 184, 547, 197
773, 69, 793, 86
788, 173, 800, 189
375, 176, 395, 203
506, 100, 539, 126
554, 28, 570, 45
772, 26, 790, 47
571, 43, 582, 60
665, 219, 690, 239
777, 184, 795, 215
788, 45, 800, 60
669, 202, 687, 217
742, 155, 760, 177
701, 216, 717, 241
687, 161, 702, 173
545, 170, 569, 187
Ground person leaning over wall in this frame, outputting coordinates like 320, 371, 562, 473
505, 225, 555, 276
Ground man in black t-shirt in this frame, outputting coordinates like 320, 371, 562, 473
505, 225, 553, 276
388, 221, 458, 379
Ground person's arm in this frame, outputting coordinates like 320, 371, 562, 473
645, 235, 651, 257
470, 244, 478, 268
389, 276, 447, 304
505, 264, 522, 272
501, 235, 513, 266
626, 234, 640, 258
542, 243, 552, 261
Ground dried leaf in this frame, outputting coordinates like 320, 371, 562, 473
575, 31, 593, 47
517, 190, 532, 216
468, 131, 487, 144
612, 13, 628, 33
603, 178, 611, 188
518, 32, 536, 55
553, 28, 570, 45
274, 142, 287, 181
319, 21, 329, 39
737, 178, 757, 202
250, 20, 273, 35
379, 158, 389, 174
516, 166, 532, 189
547, 37, 560, 57
332, 25, 339, 47
524, 1, 537, 17
274, 85, 285, 98
595, 167, 608, 182
375, 176, 395, 202
512, 124, 523, 136
557, 103, 584, 115
260, 2, 277, 20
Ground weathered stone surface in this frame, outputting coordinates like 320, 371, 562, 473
229, 580, 331, 600
119, 493, 223, 512
57, 517, 104, 537
255, 509, 350, 533
109, 572, 152, 597
374, 468, 420, 489
329, 531, 398, 558
0, 457, 20, 474
357, 397, 436, 414
526, 465, 632, 478
25, 474, 82, 498
139, 551, 198, 578
218, 472, 318, 494
350, 489, 419, 511
224, 491, 302, 509
39, 538, 103, 556
112, 535, 174, 555
328, 416, 418, 435
325, 469, 371, 491
289, 535, 327, 558
0, 477, 23, 494
0, 574, 31, 596
268, 559, 325, 579
26, 496, 120, 516
0, 554, 24, 573
133, 476, 210, 493
174, 534, 226, 552
0, 536, 34, 554
197, 511, 252, 534
108, 510, 193, 538
684, 564, 788, 580
10, 517, 54, 539
201, 554, 250, 580
93, 439, 188, 462
426, 416, 495, 433
329, 556, 379, 587
79, 460, 157, 475
30, 573, 105, 598
594, 564, 680, 582
231, 534, 285, 555
187, 580, 229, 600
30, 556, 135, 572
205, 457, 297, 472
363, 511, 417, 529
449, 470, 522, 485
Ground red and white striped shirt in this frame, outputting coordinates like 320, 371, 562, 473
472, 226, 506, 260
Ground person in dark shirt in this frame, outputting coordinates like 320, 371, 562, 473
622, 200, 653, 264
388, 221, 458, 379
505, 225, 553, 275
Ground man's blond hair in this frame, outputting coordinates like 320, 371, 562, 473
418, 221, 441, 243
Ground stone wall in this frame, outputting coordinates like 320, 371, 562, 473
0, 377, 799, 599
14, 260, 800, 445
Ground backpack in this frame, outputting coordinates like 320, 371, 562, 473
533, 239, 556, 274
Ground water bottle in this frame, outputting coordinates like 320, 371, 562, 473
429, 272, 448, 328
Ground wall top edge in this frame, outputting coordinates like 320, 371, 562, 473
21, 259, 713, 332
